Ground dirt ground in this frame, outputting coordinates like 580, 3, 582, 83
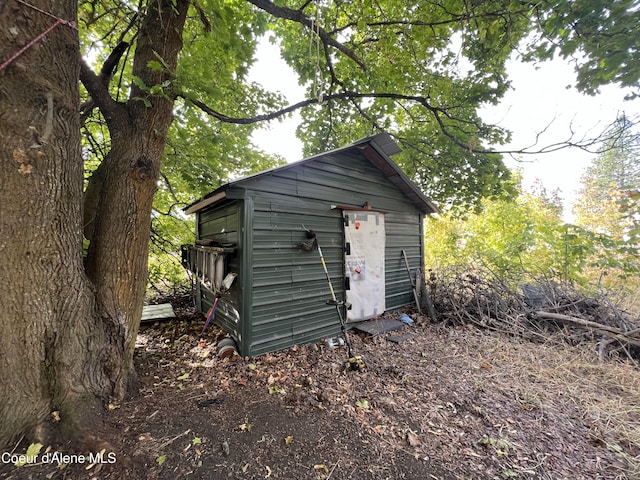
1, 297, 639, 480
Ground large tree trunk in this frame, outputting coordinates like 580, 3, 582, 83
0, 0, 98, 446
82, 0, 189, 400
0, 0, 188, 448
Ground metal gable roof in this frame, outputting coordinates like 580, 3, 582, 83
184, 133, 438, 215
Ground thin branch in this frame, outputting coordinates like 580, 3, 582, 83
326, 2, 534, 36
182, 91, 438, 124
159, 170, 180, 205
182, 89, 634, 157
245, 0, 367, 70
297, 0, 314, 12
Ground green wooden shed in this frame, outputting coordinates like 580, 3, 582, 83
182, 133, 437, 356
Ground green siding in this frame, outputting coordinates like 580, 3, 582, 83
242, 152, 424, 356
197, 201, 242, 340
194, 147, 427, 356
198, 202, 240, 245
386, 212, 423, 310
247, 191, 344, 355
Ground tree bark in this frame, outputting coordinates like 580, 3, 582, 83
0, 0, 98, 446
82, 0, 189, 400
0, 0, 189, 448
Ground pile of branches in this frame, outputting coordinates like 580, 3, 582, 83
427, 266, 640, 364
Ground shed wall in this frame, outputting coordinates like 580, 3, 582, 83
197, 201, 243, 340
241, 150, 425, 356
247, 190, 345, 355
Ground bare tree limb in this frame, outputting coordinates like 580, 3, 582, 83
181, 89, 638, 158
182, 91, 439, 122
534, 311, 640, 348
80, 49, 128, 127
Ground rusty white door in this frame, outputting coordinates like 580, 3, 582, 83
343, 211, 385, 321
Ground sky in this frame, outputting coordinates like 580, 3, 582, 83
249, 40, 640, 220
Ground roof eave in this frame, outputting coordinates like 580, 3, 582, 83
183, 190, 227, 215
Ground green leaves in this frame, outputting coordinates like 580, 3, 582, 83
147, 60, 164, 72
268, 385, 286, 395
524, 0, 640, 96
77, 0, 640, 287
425, 183, 568, 285
13, 443, 42, 467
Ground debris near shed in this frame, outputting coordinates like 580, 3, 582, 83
429, 266, 640, 364
140, 303, 176, 324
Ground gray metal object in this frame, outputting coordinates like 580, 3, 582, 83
140, 303, 175, 324
354, 317, 405, 335
401, 249, 422, 314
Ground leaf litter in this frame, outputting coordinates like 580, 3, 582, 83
3, 293, 639, 480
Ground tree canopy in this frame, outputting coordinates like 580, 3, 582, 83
79, 0, 640, 212
574, 115, 640, 240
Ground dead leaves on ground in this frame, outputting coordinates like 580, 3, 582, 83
133, 314, 640, 479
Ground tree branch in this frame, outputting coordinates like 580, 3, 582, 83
297, 0, 314, 12
100, 41, 129, 83
245, 0, 367, 70
181, 91, 638, 159
79, 44, 129, 126
180, 91, 432, 123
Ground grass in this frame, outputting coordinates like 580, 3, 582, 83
467, 332, 640, 477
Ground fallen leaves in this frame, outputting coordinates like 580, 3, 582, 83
313, 463, 328, 473
237, 422, 253, 433
268, 385, 286, 395
127, 303, 640, 479
478, 435, 514, 458
407, 430, 421, 447
13, 443, 42, 467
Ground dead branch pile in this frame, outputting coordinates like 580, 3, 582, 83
428, 266, 640, 364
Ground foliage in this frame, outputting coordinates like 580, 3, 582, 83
425, 181, 639, 291
276, 0, 527, 209
569, 117, 640, 304
79, 0, 640, 219
425, 186, 564, 283
145, 107, 284, 290
574, 115, 640, 241
79, 1, 287, 289
76, 1, 640, 289
524, 0, 640, 97
6, 0, 639, 451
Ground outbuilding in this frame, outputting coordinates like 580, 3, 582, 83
182, 133, 437, 356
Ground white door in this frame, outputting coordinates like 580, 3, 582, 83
343, 211, 385, 321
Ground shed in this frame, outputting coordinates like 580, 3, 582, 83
182, 133, 437, 356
